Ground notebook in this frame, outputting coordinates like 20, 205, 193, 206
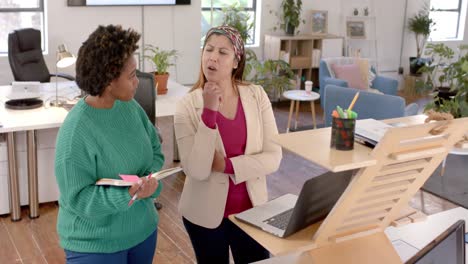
96, 167, 182, 186
7, 81, 41, 100
234, 170, 354, 238
355, 118, 393, 147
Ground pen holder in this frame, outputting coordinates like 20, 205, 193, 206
330, 117, 356, 151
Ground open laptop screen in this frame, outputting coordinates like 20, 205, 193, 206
405, 220, 465, 264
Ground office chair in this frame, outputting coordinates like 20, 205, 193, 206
135, 70, 163, 211
8, 28, 75, 82
135, 70, 156, 125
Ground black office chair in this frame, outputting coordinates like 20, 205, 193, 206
135, 70, 163, 211
8, 28, 74, 82
135, 70, 156, 125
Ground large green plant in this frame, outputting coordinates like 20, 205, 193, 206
407, 5, 435, 58
221, 2, 253, 43
269, 0, 305, 34
144, 45, 178, 74
248, 56, 295, 100
422, 44, 468, 117
281, 0, 303, 29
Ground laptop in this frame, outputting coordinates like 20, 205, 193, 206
7, 81, 41, 100
235, 170, 354, 238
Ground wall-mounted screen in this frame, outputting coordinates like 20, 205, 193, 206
68, 0, 190, 6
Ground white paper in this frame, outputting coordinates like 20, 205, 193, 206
391, 239, 419, 262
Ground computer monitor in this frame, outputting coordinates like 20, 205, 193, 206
405, 220, 466, 264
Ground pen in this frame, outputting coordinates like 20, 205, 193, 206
128, 177, 147, 207
348, 92, 360, 111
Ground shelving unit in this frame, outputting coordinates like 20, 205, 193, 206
264, 34, 341, 90
341, 0, 379, 70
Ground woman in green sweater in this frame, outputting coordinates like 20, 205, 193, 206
54, 25, 164, 264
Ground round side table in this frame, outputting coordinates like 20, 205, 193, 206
282, 90, 320, 132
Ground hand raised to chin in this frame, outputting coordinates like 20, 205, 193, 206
203, 81, 223, 111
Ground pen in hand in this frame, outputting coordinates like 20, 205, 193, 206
128, 177, 147, 207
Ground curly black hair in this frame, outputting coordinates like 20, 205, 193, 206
76, 25, 140, 96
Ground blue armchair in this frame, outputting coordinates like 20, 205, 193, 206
319, 59, 399, 110
323, 85, 419, 127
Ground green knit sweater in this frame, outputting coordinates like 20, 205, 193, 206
55, 98, 164, 253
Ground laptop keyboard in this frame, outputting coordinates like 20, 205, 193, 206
263, 208, 294, 230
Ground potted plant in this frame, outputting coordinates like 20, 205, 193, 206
280, 0, 305, 35
247, 56, 295, 101
144, 44, 178, 95
407, 4, 435, 75
221, 2, 253, 43
421, 43, 468, 118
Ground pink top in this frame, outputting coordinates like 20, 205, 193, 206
201, 98, 253, 218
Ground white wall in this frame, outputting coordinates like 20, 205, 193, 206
0, 0, 467, 86
0, 0, 201, 85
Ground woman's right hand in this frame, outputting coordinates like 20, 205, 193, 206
203, 81, 222, 111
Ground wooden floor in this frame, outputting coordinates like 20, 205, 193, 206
0, 99, 457, 264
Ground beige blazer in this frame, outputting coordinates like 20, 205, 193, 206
174, 84, 282, 228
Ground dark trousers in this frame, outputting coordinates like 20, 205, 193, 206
183, 217, 269, 264
65, 230, 157, 264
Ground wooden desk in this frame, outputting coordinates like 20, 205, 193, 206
271, 115, 427, 172
252, 207, 468, 263
231, 115, 468, 263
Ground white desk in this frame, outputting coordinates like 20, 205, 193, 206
386, 207, 468, 263
156, 79, 189, 117
0, 80, 187, 220
156, 80, 189, 161
0, 81, 80, 220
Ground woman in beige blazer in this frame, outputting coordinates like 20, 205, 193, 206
174, 26, 282, 263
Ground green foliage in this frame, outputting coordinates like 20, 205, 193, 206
407, 4, 435, 58
247, 58, 295, 100
270, 0, 305, 34
421, 43, 468, 117
221, 2, 253, 43
144, 45, 178, 74
282, 0, 302, 28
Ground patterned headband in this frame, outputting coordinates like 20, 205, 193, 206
204, 25, 244, 62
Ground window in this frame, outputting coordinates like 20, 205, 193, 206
0, 0, 46, 54
430, 0, 467, 40
201, 0, 259, 46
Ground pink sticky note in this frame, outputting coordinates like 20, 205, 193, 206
119, 174, 140, 182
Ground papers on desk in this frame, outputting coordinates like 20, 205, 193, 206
355, 119, 393, 147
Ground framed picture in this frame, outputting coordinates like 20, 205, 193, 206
346, 21, 366, 38
311, 10, 328, 34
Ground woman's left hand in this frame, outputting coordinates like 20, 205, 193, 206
130, 176, 159, 199
212, 150, 226, 173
